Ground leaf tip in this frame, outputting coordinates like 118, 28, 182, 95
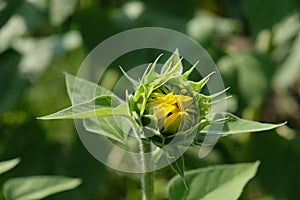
36, 115, 50, 120
62, 71, 69, 75
281, 121, 288, 126
254, 160, 261, 167
15, 157, 21, 165
252, 160, 261, 173
72, 178, 82, 187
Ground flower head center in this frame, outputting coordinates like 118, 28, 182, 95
146, 88, 193, 132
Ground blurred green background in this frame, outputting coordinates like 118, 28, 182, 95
1, 0, 300, 199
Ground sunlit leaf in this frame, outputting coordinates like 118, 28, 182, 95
200, 113, 285, 136
0, 158, 20, 175
0, 15, 27, 53
3, 176, 81, 200
273, 31, 300, 90
272, 13, 300, 46
168, 161, 260, 200
195, 113, 284, 145
187, 10, 240, 43
65, 72, 122, 104
40, 73, 132, 143
38, 96, 130, 120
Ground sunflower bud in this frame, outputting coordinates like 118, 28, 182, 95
141, 84, 199, 145
124, 51, 215, 147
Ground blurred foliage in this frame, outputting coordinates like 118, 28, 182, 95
1, 0, 300, 199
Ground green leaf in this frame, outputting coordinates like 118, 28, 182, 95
200, 113, 285, 136
195, 113, 285, 153
0, 15, 27, 53
38, 96, 130, 120
40, 73, 133, 143
272, 13, 300, 46
0, 158, 20, 175
64, 72, 122, 104
168, 161, 260, 200
3, 176, 81, 200
235, 53, 269, 104
187, 11, 240, 43
273, 31, 300, 90
83, 115, 131, 143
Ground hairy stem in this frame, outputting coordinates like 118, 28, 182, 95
141, 139, 154, 200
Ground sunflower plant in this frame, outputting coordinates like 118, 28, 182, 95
39, 50, 284, 200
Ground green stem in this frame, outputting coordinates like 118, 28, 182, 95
141, 139, 154, 200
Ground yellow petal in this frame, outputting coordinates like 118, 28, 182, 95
164, 112, 184, 130
153, 104, 176, 119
